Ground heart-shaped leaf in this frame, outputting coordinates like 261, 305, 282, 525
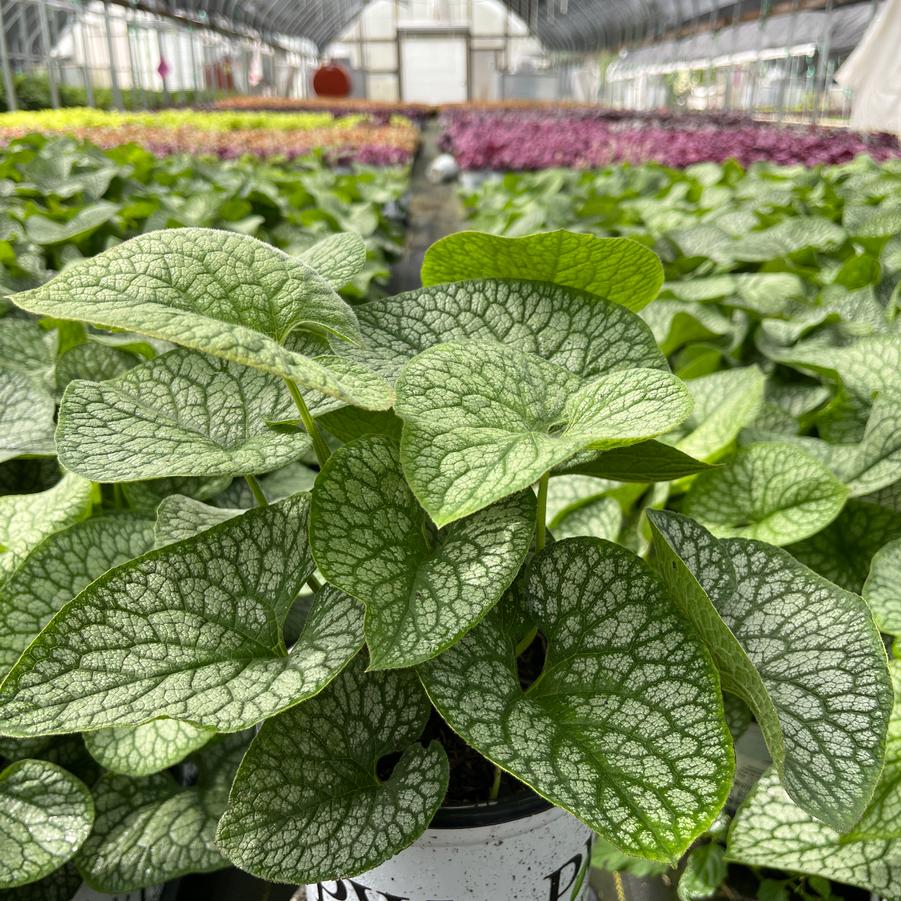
153, 495, 241, 547
863, 538, 901, 636
0, 759, 94, 889
648, 510, 892, 831
217, 657, 449, 884
0, 513, 154, 674
0, 497, 365, 734
683, 443, 848, 545
841, 661, 901, 842
674, 367, 766, 462
24, 201, 119, 246
10, 228, 392, 410
420, 538, 733, 861
420, 231, 664, 312
726, 769, 901, 899
395, 341, 691, 526
57, 348, 312, 482
352, 278, 667, 382
789, 499, 901, 593
311, 435, 535, 669
84, 719, 214, 777
76, 736, 246, 891
0, 473, 94, 578
299, 232, 367, 290
0, 369, 56, 464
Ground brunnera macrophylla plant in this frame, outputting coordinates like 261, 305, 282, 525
0, 226, 893, 893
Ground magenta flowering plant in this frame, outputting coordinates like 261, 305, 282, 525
440, 107, 901, 170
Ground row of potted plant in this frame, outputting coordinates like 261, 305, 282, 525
439, 107, 901, 170
0, 109, 419, 166
0, 134, 409, 302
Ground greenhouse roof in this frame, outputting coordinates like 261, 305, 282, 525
609, 3, 875, 74
132, 0, 874, 53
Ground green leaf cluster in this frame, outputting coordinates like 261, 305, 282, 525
0, 213, 895, 898
462, 157, 901, 897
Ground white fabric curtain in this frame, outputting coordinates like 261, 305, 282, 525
836, 0, 901, 134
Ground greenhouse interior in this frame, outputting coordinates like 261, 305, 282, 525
1, 0, 901, 900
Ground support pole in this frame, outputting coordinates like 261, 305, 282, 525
103, 0, 123, 108
156, 20, 169, 105
75, 4, 95, 106
37, 0, 60, 108
0, 0, 17, 111
776, 0, 800, 122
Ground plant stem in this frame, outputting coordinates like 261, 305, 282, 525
284, 378, 331, 467
489, 765, 502, 802
535, 471, 549, 553
307, 574, 322, 593
244, 474, 268, 507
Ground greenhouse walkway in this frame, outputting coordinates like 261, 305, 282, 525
389, 120, 465, 294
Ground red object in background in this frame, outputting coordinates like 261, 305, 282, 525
313, 62, 352, 98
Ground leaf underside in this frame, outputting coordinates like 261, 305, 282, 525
420, 231, 664, 312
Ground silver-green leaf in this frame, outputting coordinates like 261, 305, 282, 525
0, 369, 56, 464
683, 443, 849, 546
674, 367, 766, 462
0, 497, 365, 734
0, 759, 94, 889
217, 657, 449, 884
0, 473, 94, 578
648, 510, 892, 831
842, 661, 901, 842
153, 495, 242, 547
57, 348, 311, 481
84, 719, 215, 777
310, 435, 535, 669
420, 538, 733, 861
9, 228, 392, 410
726, 769, 901, 899
299, 232, 367, 290
76, 736, 246, 891
395, 341, 691, 526
0, 513, 154, 674
863, 537, 901, 636
352, 278, 667, 382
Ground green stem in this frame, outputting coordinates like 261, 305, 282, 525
112, 482, 125, 511
489, 765, 503, 802
244, 474, 268, 507
307, 574, 322, 593
535, 471, 549, 553
284, 378, 331, 467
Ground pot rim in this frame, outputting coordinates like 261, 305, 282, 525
431, 788, 552, 829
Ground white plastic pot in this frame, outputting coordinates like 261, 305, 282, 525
305, 793, 596, 901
